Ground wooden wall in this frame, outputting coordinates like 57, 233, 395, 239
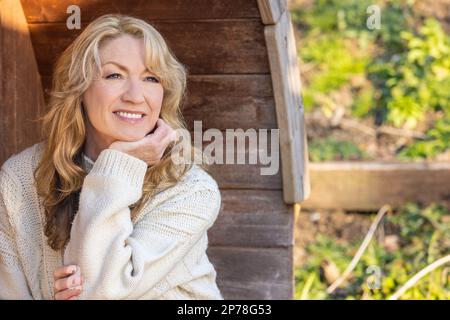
8, 0, 295, 299
0, 0, 45, 165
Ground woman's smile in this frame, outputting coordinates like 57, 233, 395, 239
113, 111, 147, 124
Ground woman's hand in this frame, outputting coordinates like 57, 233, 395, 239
108, 118, 178, 167
53, 265, 83, 300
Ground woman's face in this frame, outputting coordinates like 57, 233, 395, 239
82, 34, 163, 147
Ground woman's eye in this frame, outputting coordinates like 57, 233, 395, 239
145, 76, 159, 83
105, 73, 122, 79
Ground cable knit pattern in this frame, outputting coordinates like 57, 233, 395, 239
0, 142, 223, 300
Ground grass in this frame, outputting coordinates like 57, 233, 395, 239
295, 203, 450, 299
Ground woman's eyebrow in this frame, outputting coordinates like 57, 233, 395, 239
101, 61, 154, 75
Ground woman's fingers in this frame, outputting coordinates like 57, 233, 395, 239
54, 273, 82, 292
53, 265, 77, 280
53, 265, 82, 293
108, 118, 177, 166
53, 265, 83, 299
54, 286, 82, 300
144, 118, 167, 140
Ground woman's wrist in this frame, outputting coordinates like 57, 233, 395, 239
89, 148, 148, 189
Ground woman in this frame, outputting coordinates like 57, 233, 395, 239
0, 14, 222, 300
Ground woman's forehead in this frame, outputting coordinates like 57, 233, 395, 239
99, 35, 146, 66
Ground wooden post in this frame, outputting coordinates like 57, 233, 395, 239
258, 0, 310, 204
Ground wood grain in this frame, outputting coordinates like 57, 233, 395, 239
0, 0, 46, 165
257, 0, 287, 25
191, 130, 282, 190
20, 0, 261, 23
208, 189, 293, 247
207, 246, 294, 299
28, 20, 269, 76
303, 162, 450, 211
264, 10, 310, 203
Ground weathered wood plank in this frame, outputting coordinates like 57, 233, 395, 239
42, 74, 275, 98
206, 164, 282, 190
187, 74, 274, 98
191, 130, 282, 190
302, 162, 450, 211
0, 0, 46, 165
208, 190, 293, 247
216, 280, 292, 300
207, 246, 294, 299
29, 20, 269, 76
264, 10, 310, 204
20, 0, 261, 23
257, 0, 287, 25
183, 95, 277, 131
184, 74, 277, 130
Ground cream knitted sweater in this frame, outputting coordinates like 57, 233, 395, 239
0, 142, 223, 300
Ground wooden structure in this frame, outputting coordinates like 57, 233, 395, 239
303, 162, 450, 211
0, 0, 309, 299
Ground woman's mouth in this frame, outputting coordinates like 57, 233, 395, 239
113, 111, 146, 124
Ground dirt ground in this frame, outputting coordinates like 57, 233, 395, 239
294, 209, 375, 267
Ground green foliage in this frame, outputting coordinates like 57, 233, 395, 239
399, 117, 450, 160
292, 0, 375, 35
295, 204, 450, 300
352, 85, 375, 118
299, 34, 374, 115
308, 138, 367, 162
372, 19, 450, 129
291, 0, 450, 160
301, 35, 369, 91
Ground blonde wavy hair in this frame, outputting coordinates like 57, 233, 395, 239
34, 14, 205, 251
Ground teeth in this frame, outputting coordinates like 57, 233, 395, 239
115, 111, 143, 119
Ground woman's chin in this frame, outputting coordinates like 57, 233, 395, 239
114, 133, 147, 142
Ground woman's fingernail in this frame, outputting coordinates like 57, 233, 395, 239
73, 285, 82, 291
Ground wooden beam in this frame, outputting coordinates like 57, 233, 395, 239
20, 0, 261, 23
257, 0, 287, 25
198, 131, 283, 190
302, 162, 450, 211
208, 189, 293, 247
28, 20, 270, 76
0, 0, 46, 165
263, 10, 310, 204
207, 246, 294, 299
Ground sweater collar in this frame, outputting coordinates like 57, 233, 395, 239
81, 153, 95, 173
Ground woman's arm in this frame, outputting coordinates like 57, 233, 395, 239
0, 169, 33, 300
63, 148, 221, 299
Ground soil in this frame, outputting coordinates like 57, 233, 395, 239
294, 209, 376, 267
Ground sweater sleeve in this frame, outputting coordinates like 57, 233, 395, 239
63, 148, 221, 300
0, 169, 33, 300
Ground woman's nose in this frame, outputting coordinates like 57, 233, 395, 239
121, 78, 145, 104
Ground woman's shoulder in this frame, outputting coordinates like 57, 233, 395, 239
178, 164, 220, 193
1, 142, 44, 175
0, 142, 44, 196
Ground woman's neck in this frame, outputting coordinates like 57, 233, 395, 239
83, 120, 114, 162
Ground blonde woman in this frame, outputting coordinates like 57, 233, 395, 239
0, 14, 222, 300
